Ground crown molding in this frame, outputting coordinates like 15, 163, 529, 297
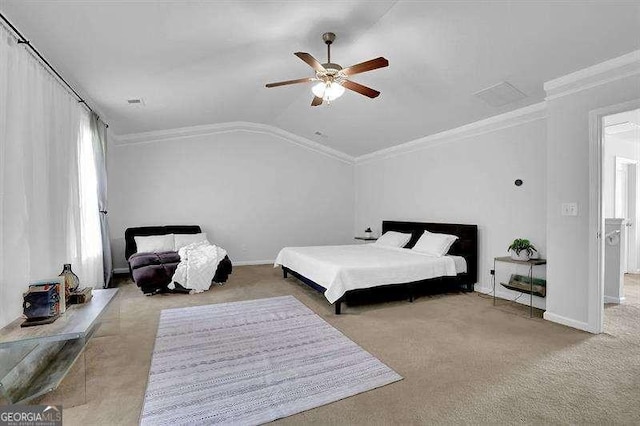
112, 121, 354, 164
355, 101, 547, 165
544, 50, 640, 101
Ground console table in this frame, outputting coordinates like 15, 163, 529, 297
0, 288, 119, 405
492, 257, 546, 317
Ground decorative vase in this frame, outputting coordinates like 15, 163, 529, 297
365, 231, 372, 238
510, 250, 530, 261
59, 264, 80, 293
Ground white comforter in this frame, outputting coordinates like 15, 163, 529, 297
170, 241, 227, 293
274, 244, 460, 303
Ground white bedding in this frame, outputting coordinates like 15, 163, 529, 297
450, 255, 468, 274
274, 244, 465, 303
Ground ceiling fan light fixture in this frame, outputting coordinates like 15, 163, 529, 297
312, 81, 345, 102
265, 32, 388, 106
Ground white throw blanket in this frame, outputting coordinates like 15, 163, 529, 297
170, 241, 227, 293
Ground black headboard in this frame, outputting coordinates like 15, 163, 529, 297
125, 225, 201, 260
382, 221, 478, 285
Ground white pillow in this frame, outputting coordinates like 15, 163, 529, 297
374, 231, 412, 248
174, 232, 209, 250
412, 230, 458, 257
135, 234, 175, 253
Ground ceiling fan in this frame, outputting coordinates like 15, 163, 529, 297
266, 32, 389, 106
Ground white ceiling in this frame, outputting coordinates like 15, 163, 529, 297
1, 0, 639, 156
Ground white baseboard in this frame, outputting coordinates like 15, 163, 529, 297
604, 295, 626, 304
543, 311, 592, 332
113, 267, 129, 275
233, 260, 274, 266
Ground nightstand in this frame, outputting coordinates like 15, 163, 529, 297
354, 236, 378, 243
492, 256, 547, 318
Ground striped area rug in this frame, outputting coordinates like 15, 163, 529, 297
140, 295, 402, 425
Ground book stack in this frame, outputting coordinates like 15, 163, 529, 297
22, 278, 66, 327
69, 287, 93, 305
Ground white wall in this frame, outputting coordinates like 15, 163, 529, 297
545, 72, 640, 331
355, 118, 547, 308
108, 130, 354, 269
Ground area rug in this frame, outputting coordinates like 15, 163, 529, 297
139, 295, 402, 425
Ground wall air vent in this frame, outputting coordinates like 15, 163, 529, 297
127, 98, 144, 106
474, 82, 527, 107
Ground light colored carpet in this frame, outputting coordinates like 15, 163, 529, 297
140, 296, 401, 425
37, 266, 640, 425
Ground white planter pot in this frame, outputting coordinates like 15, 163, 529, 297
510, 250, 530, 261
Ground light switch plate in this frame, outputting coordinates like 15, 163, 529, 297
561, 202, 578, 216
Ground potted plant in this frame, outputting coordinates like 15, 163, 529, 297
364, 227, 372, 238
507, 238, 537, 261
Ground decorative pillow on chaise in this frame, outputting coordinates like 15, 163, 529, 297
174, 232, 209, 250
134, 234, 175, 253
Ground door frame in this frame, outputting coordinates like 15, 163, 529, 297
589, 98, 640, 333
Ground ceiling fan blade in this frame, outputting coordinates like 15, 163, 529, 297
311, 96, 323, 106
295, 52, 327, 73
342, 80, 380, 98
342, 57, 389, 76
265, 77, 313, 88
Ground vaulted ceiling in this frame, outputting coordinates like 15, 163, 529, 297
1, 0, 639, 156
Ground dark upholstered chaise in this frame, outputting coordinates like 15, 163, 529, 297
125, 225, 232, 294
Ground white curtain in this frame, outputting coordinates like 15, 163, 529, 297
90, 113, 112, 287
77, 113, 105, 288
0, 23, 103, 327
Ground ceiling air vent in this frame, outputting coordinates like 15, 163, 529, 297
474, 82, 526, 107
127, 98, 145, 106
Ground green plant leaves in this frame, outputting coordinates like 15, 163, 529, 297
507, 238, 537, 255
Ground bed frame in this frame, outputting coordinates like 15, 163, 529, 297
282, 220, 478, 314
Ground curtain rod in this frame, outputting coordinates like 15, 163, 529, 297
0, 11, 109, 128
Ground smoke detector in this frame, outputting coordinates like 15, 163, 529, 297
474, 82, 527, 107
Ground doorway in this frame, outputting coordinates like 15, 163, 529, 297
614, 156, 638, 273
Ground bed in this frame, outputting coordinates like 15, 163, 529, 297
275, 221, 477, 314
125, 225, 232, 294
